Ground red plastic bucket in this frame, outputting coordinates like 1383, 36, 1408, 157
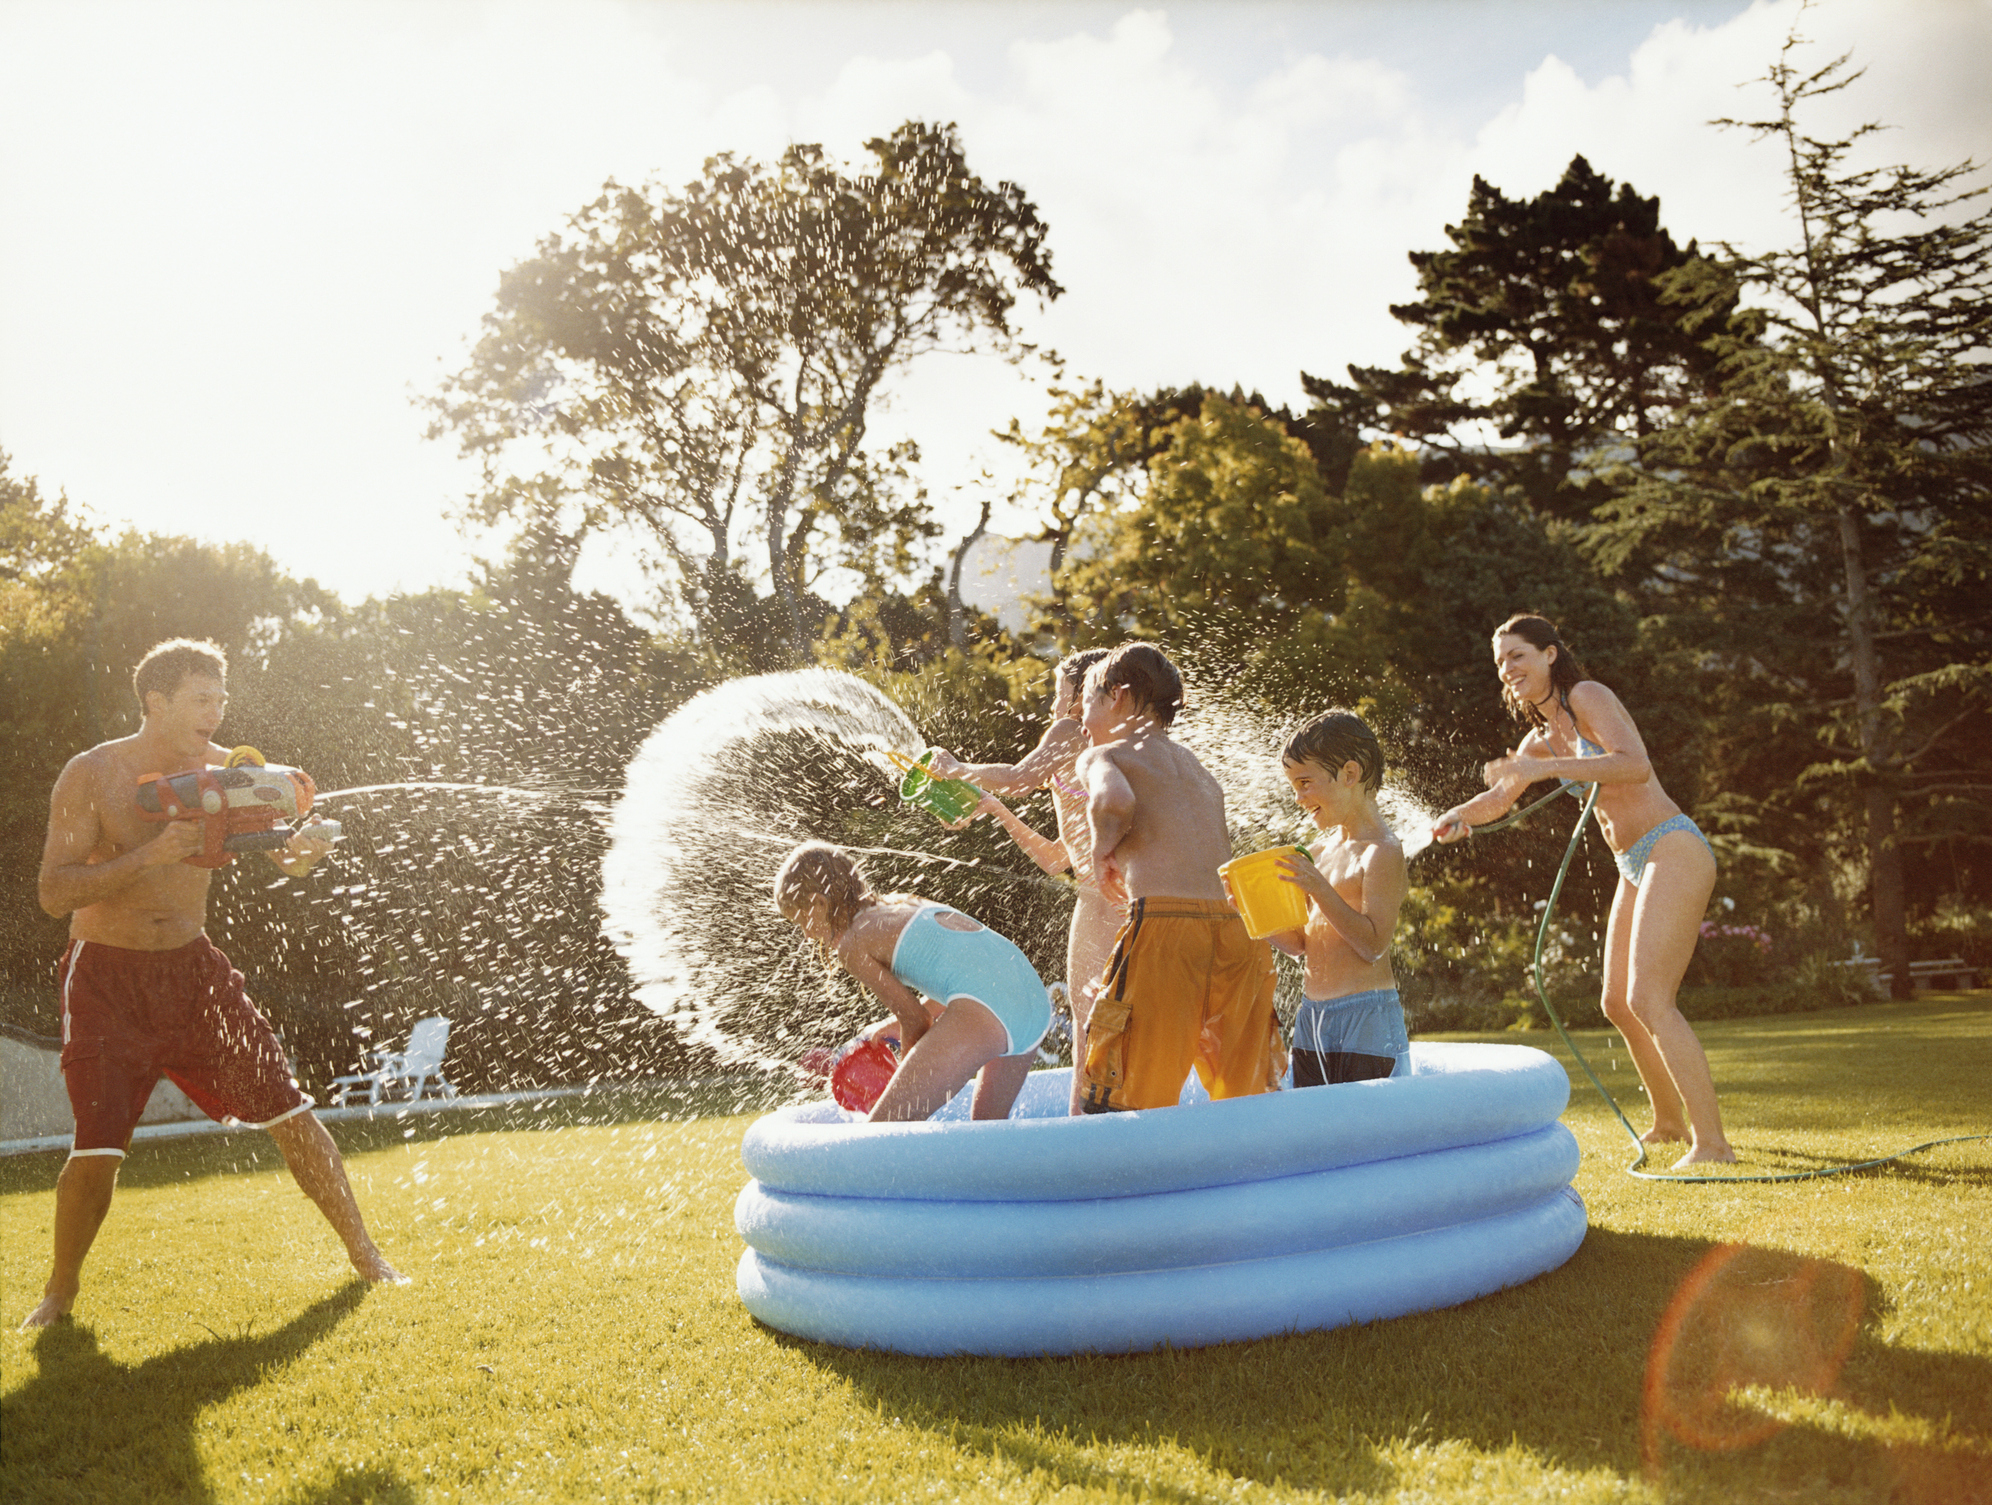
829, 1038, 899, 1113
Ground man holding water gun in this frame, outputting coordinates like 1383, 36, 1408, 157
21, 638, 401, 1330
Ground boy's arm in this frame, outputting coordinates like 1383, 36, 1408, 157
1277, 843, 1406, 966
1266, 928, 1307, 959
39, 756, 203, 917
930, 721, 1084, 796
1082, 748, 1136, 903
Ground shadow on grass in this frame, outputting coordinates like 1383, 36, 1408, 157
776, 1226, 1991, 1500
0, 1285, 405, 1505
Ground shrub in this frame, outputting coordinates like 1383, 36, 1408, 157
1687, 921, 1777, 988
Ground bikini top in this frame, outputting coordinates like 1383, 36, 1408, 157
1556, 691, 1606, 796
1556, 689, 1607, 765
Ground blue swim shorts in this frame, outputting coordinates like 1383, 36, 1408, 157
1290, 986, 1408, 1087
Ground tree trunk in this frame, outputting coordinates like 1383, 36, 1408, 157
765, 444, 810, 666
1838, 502, 1909, 998
946, 499, 993, 648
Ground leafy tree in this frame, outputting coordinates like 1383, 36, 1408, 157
988, 380, 1144, 642
1597, 37, 1992, 993
1059, 392, 1341, 658
429, 120, 1061, 661
1304, 155, 1738, 515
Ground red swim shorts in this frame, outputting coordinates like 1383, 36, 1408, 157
57, 936, 310, 1156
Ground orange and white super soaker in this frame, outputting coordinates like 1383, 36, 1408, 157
134, 745, 338, 869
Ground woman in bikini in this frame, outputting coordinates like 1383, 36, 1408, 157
1433, 614, 1735, 1168
929, 649, 1122, 1114
775, 843, 1052, 1123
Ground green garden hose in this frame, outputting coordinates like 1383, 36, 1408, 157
1500, 782, 1986, 1184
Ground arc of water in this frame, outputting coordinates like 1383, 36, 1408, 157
602, 670, 930, 1069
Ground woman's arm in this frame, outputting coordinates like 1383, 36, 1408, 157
1486, 682, 1653, 789
1434, 730, 1550, 842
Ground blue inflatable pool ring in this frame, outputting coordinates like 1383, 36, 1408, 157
735, 1041, 1587, 1356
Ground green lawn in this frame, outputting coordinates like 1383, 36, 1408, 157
3, 997, 1987, 1504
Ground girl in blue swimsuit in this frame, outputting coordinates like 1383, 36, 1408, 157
775, 843, 1052, 1123
1433, 615, 1735, 1169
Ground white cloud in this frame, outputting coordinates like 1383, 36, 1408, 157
5, 0, 1988, 607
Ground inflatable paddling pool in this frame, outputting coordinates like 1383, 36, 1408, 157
736, 1041, 1586, 1356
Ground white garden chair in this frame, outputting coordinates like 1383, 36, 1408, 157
328, 1016, 459, 1107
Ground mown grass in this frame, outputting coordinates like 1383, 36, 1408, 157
3, 997, 1987, 1504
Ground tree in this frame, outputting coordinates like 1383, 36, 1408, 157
989, 380, 1144, 642
1059, 393, 1341, 658
1597, 36, 1992, 993
1304, 155, 1737, 516
429, 121, 1061, 662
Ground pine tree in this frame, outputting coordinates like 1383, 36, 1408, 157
1303, 155, 1733, 516
1595, 35, 1992, 994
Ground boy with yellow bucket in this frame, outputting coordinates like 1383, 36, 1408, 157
1232, 710, 1409, 1085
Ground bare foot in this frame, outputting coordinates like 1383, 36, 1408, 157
1640, 1123, 1690, 1147
353, 1250, 410, 1286
1671, 1142, 1738, 1169
18, 1292, 75, 1332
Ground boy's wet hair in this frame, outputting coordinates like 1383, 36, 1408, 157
773, 842, 874, 950
1084, 642, 1183, 728
1055, 648, 1110, 702
133, 638, 228, 713
1282, 710, 1384, 795
1493, 613, 1592, 729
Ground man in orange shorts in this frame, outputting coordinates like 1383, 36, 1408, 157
22, 638, 402, 1330
1075, 643, 1282, 1112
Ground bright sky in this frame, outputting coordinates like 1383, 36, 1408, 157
3, 0, 1988, 614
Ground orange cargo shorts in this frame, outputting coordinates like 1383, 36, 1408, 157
1078, 897, 1283, 1113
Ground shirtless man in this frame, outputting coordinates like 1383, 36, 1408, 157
22, 638, 401, 1330
1073, 642, 1280, 1112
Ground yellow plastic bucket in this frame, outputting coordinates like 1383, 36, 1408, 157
1220, 846, 1313, 939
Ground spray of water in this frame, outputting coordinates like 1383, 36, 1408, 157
600, 669, 1073, 1073
317, 781, 563, 805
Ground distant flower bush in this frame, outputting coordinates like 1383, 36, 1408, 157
1690, 921, 1778, 987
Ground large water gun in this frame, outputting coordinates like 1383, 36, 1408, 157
135, 746, 334, 869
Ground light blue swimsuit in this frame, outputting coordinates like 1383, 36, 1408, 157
889, 905, 1052, 1058
1566, 734, 1714, 887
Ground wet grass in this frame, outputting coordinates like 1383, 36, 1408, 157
3, 996, 1987, 1504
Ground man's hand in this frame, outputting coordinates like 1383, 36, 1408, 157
273, 820, 339, 876
145, 820, 207, 866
